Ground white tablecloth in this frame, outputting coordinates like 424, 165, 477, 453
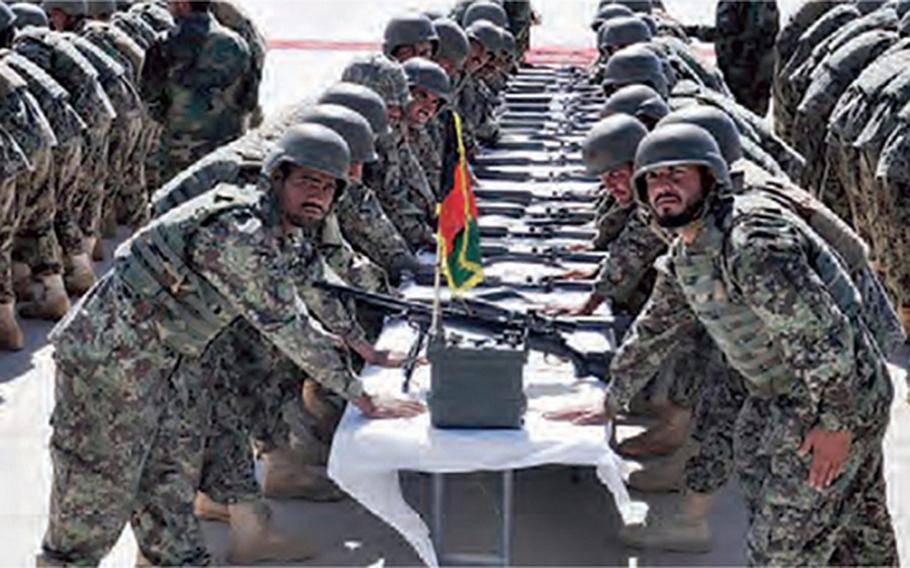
327, 320, 646, 567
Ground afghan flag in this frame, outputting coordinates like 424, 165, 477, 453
437, 110, 483, 292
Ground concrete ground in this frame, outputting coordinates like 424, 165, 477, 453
1, 1, 908, 567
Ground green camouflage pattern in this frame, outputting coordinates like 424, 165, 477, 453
141, 10, 253, 183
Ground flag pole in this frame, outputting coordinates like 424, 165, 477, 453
431, 205, 444, 337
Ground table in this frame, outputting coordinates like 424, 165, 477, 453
327, 319, 647, 567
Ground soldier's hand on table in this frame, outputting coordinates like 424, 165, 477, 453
544, 392, 620, 425
560, 267, 596, 280
353, 394, 426, 419
798, 427, 853, 490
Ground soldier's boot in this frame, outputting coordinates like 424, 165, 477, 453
628, 439, 699, 493
194, 491, 231, 523
618, 491, 714, 553
19, 274, 71, 321
617, 403, 691, 458
0, 302, 25, 351
12, 262, 35, 302
227, 500, 316, 564
64, 253, 96, 296
260, 444, 345, 502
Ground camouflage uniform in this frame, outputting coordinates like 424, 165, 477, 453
80, 20, 151, 229
363, 129, 435, 251
410, 121, 443, 201
0, 62, 56, 303
2, 51, 84, 280
68, 33, 145, 238
611, 193, 897, 565
504, 0, 534, 57
0, 122, 31, 300
140, 9, 254, 185
42, 185, 365, 565
211, 0, 266, 129
14, 27, 116, 249
592, 210, 664, 315
714, 0, 779, 116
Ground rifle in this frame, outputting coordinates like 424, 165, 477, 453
487, 139, 581, 152
473, 188, 598, 206
315, 281, 616, 381
481, 225, 597, 241
473, 154, 583, 168
472, 167, 598, 184
481, 244, 606, 265
477, 204, 595, 224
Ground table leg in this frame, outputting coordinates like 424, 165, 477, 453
500, 470, 514, 566
432, 472, 446, 555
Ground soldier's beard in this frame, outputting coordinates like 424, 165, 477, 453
655, 196, 707, 229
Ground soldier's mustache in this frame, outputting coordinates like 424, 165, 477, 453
654, 191, 680, 205
301, 201, 326, 211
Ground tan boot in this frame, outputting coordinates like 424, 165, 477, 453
628, 440, 699, 493
64, 253, 96, 296
194, 491, 231, 523
0, 301, 25, 351
19, 274, 71, 321
617, 403, 692, 458
91, 237, 104, 262
135, 551, 153, 567
619, 491, 714, 553
260, 444, 345, 501
12, 262, 35, 302
227, 500, 316, 565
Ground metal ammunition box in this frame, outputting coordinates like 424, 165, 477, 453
427, 337, 528, 429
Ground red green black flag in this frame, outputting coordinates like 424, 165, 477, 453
437, 111, 483, 292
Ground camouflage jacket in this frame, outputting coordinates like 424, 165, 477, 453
141, 11, 253, 143
611, 195, 892, 434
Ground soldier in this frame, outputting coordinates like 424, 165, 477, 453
0, 24, 37, 350
503, 0, 536, 59
317, 82, 421, 281
712, 0, 779, 116
404, 57, 452, 201
2, 22, 87, 323
569, 124, 898, 565
461, 1, 508, 29
9, 3, 49, 30
600, 83, 669, 129
341, 14, 438, 251
140, 0, 255, 185
457, 20, 503, 154
14, 19, 116, 295
210, 0, 266, 128
38, 123, 423, 566
43, 0, 88, 32
601, 44, 669, 97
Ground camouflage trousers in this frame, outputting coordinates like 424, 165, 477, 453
100, 114, 144, 235
733, 382, 897, 566
198, 320, 303, 504
142, 121, 164, 202
0, 149, 53, 301
0, 177, 17, 302
50, 140, 87, 257
12, 149, 64, 276
75, 126, 112, 242
43, 276, 212, 565
156, 132, 240, 189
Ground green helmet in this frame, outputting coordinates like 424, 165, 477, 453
263, 124, 351, 192
11, 3, 48, 28
87, 0, 115, 18
656, 106, 744, 165
318, 82, 390, 137
42, 0, 87, 17
462, 1, 508, 28
341, 55, 411, 108
601, 84, 669, 126
382, 13, 439, 58
466, 20, 503, 55
297, 104, 377, 164
500, 29, 517, 56
582, 114, 649, 176
0, 3, 16, 31
598, 15, 652, 51
591, 4, 634, 31
434, 17, 469, 68
602, 45, 668, 97
632, 123, 731, 206
403, 57, 452, 101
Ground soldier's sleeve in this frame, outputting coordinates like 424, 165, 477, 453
191, 211, 364, 400
593, 216, 666, 305
334, 184, 412, 270
726, 217, 858, 432
609, 256, 700, 407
